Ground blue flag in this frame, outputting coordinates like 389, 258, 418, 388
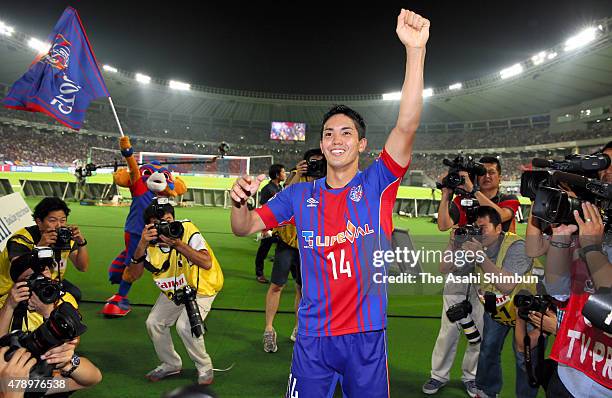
2, 7, 109, 130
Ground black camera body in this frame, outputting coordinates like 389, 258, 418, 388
446, 300, 472, 322
454, 225, 483, 249
54, 227, 73, 250
522, 153, 612, 229
446, 299, 481, 344
305, 158, 326, 178
172, 286, 204, 338
152, 220, 185, 245
26, 273, 62, 304
513, 290, 553, 321
0, 302, 87, 392
437, 155, 486, 193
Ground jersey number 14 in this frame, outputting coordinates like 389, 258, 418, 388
327, 249, 352, 280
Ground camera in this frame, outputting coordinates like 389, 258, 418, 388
305, 158, 326, 178
522, 153, 612, 229
436, 155, 486, 193
26, 274, 62, 304
16, 247, 63, 304
0, 302, 87, 385
453, 225, 483, 249
582, 287, 612, 334
513, 290, 553, 321
151, 221, 185, 246
218, 142, 230, 157
172, 286, 204, 338
446, 300, 481, 344
54, 226, 73, 250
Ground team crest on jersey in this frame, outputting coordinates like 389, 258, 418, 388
349, 185, 363, 202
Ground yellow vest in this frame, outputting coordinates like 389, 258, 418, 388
273, 177, 305, 249
146, 221, 223, 300
0, 292, 79, 332
0, 227, 75, 296
477, 232, 537, 327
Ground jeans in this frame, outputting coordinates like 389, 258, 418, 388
475, 312, 541, 398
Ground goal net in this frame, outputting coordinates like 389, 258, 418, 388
138, 152, 273, 177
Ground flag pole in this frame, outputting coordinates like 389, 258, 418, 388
107, 96, 125, 137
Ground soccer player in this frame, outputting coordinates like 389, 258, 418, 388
230, 9, 429, 397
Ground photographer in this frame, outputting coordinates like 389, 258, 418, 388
263, 149, 324, 353
130, 201, 224, 385
0, 254, 101, 396
542, 204, 612, 396
0, 197, 88, 303
459, 207, 540, 398
437, 156, 519, 233
423, 229, 483, 397
254, 164, 286, 284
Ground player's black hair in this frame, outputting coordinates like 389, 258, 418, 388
320, 105, 366, 140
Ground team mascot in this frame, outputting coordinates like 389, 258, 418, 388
101, 136, 187, 317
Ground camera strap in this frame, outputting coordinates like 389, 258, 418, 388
523, 311, 546, 388
11, 302, 28, 333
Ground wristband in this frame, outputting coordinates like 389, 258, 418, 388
77, 239, 87, 247
549, 240, 572, 249
121, 147, 134, 157
579, 243, 604, 263
131, 255, 146, 264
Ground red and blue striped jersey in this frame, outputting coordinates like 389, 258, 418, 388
256, 149, 409, 337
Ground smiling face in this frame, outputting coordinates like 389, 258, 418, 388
320, 114, 367, 173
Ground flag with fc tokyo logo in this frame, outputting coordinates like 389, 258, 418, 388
2, 7, 109, 130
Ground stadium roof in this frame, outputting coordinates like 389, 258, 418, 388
0, 17, 611, 127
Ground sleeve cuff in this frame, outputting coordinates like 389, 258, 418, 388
255, 205, 279, 230
380, 149, 410, 178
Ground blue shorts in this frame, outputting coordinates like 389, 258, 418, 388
286, 330, 389, 398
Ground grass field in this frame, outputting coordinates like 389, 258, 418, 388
2, 181, 541, 397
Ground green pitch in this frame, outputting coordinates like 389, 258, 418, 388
6, 194, 542, 398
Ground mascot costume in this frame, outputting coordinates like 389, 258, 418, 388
101, 136, 187, 317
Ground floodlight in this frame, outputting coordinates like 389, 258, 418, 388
449, 83, 462, 90
135, 73, 151, 84
422, 88, 433, 98
564, 27, 597, 52
0, 21, 14, 36
28, 37, 49, 53
382, 92, 401, 101
500, 63, 523, 79
103, 65, 118, 73
169, 80, 190, 91
531, 51, 547, 66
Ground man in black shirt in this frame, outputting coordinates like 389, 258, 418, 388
254, 164, 286, 283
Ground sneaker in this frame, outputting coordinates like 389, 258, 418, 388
464, 380, 477, 398
100, 294, 131, 317
198, 369, 214, 385
145, 365, 181, 382
290, 326, 297, 342
422, 378, 446, 395
474, 388, 497, 398
263, 329, 278, 353
256, 275, 269, 284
